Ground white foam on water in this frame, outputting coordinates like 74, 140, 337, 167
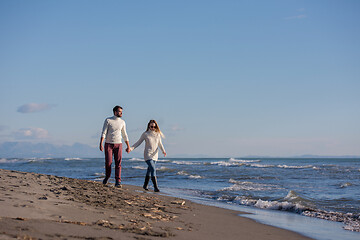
189, 174, 203, 179
158, 166, 172, 171
225, 190, 360, 233
302, 210, 360, 232
64, 158, 83, 161
249, 163, 275, 168
176, 171, 189, 176
176, 171, 203, 179
229, 158, 261, 163
156, 159, 171, 162
254, 199, 307, 212
211, 161, 244, 167
0, 158, 22, 163
248, 163, 315, 169
276, 164, 314, 169
26, 158, 56, 163
183, 191, 360, 240
231, 196, 308, 213
284, 190, 303, 201
221, 179, 279, 191
172, 161, 202, 165
340, 182, 353, 188
132, 166, 147, 170
128, 158, 143, 162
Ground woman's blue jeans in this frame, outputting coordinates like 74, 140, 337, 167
145, 160, 156, 177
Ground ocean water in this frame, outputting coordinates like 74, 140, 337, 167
1, 157, 359, 239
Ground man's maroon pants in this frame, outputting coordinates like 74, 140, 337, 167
104, 143, 122, 182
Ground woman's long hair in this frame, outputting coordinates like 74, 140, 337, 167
146, 120, 165, 138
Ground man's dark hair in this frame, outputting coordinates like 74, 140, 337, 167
113, 105, 123, 114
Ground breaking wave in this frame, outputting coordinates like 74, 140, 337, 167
249, 163, 315, 169
64, 158, 84, 161
176, 171, 203, 179
172, 161, 202, 165
220, 179, 281, 191
229, 158, 261, 163
132, 166, 147, 170
217, 190, 360, 232
128, 158, 143, 162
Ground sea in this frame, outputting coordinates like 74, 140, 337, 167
1, 157, 359, 240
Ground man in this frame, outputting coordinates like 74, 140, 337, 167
100, 105, 130, 187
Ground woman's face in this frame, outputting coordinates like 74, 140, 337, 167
149, 123, 156, 131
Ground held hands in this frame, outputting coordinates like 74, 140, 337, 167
126, 147, 134, 153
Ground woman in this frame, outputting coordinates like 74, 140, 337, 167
130, 120, 166, 192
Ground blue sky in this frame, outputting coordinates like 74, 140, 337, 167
0, 0, 359, 157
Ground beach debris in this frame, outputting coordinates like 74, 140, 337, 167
124, 200, 135, 205
171, 200, 185, 206
94, 219, 120, 229
141, 213, 177, 222
14, 217, 27, 221
142, 213, 160, 219
121, 224, 172, 237
16, 234, 36, 240
38, 196, 48, 200
95, 219, 111, 227
150, 207, 163, 213
60, 220, 87, 226
129, 219, 139, 223
153, 204, 166, 211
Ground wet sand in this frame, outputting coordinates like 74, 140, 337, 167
0, 169, 312, 239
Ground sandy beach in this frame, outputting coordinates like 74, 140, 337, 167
0, 169, 312, 240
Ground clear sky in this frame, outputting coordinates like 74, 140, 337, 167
1, 0, 359, 157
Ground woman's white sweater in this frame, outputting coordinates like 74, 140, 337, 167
131, 131, 165, 161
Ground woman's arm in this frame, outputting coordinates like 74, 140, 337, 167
158, 137, 166, 156
131, 132, 145, 150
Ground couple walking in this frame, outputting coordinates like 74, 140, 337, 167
99, 105, 166, 191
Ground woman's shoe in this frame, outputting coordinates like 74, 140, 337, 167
143, 176, 150, 191
151, 177, 160, 192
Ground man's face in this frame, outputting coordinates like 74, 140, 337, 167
115, 109, 123, 117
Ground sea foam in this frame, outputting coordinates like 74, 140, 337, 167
65, 158, 84, 161
172, 161, 202, 165
128, 158, 143, 162
229, 158, 261, 163
176, 170, 203, 179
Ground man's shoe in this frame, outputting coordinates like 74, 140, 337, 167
103, 178, 108, 185
115, 181, 122, 188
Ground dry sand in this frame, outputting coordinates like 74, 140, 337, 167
0, 169, 312, 239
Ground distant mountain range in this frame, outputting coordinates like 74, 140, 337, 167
0, 141, 103, 158
243, 154, 360, 158
293, 154, 360, 158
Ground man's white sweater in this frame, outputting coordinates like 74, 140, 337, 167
101, 116, 129, 144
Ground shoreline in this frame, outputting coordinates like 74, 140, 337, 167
0, 169, 312, 239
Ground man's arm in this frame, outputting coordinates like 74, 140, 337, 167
99, 137, 104, 152
121, 122, 131, 153
100, 119, 108, 152
125, 141, 131, 153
